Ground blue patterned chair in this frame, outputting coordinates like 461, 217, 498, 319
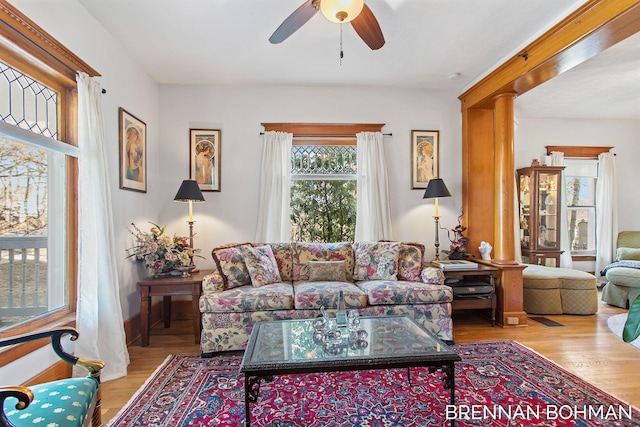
1, 328, 104, 427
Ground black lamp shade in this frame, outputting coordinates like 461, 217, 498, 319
174, 180, 205, 202
423, 178, 451, 199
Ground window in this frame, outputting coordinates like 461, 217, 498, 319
0, 1, 98, 355
565, 159, 597, 254
546, 146, 613, 259
0, 62, 71, 330
262, 123, 384, 243
290, 141, 357, 242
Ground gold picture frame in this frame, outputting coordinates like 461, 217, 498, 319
189, 129, 221, 192
118, 108, 147, 193
411, 130, 439, 189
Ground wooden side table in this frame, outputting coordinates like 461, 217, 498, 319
435, 263, 498, 326
137, 269, 213, 347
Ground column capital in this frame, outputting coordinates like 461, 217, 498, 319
492, 92, 518, 102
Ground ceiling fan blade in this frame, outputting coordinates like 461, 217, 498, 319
351, 3, 385, 50
269, 0, 319, 44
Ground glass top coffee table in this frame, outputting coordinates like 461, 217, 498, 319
240, 315, 460, 426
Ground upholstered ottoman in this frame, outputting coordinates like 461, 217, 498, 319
522, 264, 598, 315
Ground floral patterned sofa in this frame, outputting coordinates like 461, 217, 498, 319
199, 241, 453, 356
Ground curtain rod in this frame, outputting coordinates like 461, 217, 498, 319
259, 132, 392, 136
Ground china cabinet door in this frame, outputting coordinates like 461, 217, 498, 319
517, 166, 565, 267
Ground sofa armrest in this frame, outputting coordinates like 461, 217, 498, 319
421, 266, 445, 285
202, 270, 225, 293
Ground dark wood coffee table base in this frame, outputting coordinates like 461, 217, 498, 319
243, 362, 456, 427
240, 316, 460, 427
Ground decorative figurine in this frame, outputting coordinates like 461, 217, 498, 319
479, 241, 493, 261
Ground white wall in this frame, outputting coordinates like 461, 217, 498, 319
6, 2, 462, 325
158, 84, 463, 281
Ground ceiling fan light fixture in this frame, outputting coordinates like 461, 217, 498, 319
320, 0, 364, 23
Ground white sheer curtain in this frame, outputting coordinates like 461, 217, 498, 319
355, 131, 393, 241
550, 151, 573, 268
76, 73, 129, 381
255, 131, 293, 242
595, 152, 618, 274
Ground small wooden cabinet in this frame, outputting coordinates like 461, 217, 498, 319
442, 263, 498, 326
517, 165, 565, 267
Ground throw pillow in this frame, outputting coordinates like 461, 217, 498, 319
211, 243, 252, 290
616, 247, 640, 261
397, 242, 425, 281
308, 260, 347, 282
353, 241, 401, 281
241, 245, 282, 287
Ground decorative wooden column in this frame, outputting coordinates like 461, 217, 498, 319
492, 93, 517, 264
459, 0, 640, 327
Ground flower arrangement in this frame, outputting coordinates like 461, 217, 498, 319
127, 222, 199, 277
445, 210, 470, 260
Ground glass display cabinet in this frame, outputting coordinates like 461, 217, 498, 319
517, 165, 565, 267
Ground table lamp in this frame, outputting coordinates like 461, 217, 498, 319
174, 179, 205, 269
423, 178, 451, 260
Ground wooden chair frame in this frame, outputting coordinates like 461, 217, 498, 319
0, 328, 104, 427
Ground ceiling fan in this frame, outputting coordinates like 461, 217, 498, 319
269, 0, 385, 50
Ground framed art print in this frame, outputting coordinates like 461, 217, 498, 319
190, 129, 221, 191
411, 130, 439, 189
119, 108, 147, 193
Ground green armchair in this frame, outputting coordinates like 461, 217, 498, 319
0, 328, 104, 427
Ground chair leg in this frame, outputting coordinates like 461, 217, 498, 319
91, 371, 102, 427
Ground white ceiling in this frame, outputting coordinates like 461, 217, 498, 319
515, 30, 640, 120
75, 0, 639, 120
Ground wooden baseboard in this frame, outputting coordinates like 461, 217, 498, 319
13, 299, 196, 386
24, 359, 72, 386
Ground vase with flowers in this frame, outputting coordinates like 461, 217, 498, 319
127, 222, 200, 278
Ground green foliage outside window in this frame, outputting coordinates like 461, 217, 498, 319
290, 180, 356, 243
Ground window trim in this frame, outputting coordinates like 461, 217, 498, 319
262, 122, 384, 136
0, 0, 98, 365
545, 146, 613, 158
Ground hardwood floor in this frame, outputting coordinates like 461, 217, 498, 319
100, 297, 640, 423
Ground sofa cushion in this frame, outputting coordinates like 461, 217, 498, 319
606, 267, 640, 288
357, 280, 453, 305
292, 242, 354, 282
397, 243, 424, 281
199, 282, 294, 313
308, 260, 347, 282
353, 241, 401, 281
211, 243, 252, 289
293, 282, 367, 309
422, 267, 445, 285
617, 247, 640, 261
242, 245, 281, 287
265, 243, 293, 282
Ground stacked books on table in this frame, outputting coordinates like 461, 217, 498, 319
432, 260, 479, 270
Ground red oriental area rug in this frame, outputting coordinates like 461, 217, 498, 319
106, 340, 639, 426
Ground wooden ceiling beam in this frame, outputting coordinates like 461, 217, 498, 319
459, 0, 640, 110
